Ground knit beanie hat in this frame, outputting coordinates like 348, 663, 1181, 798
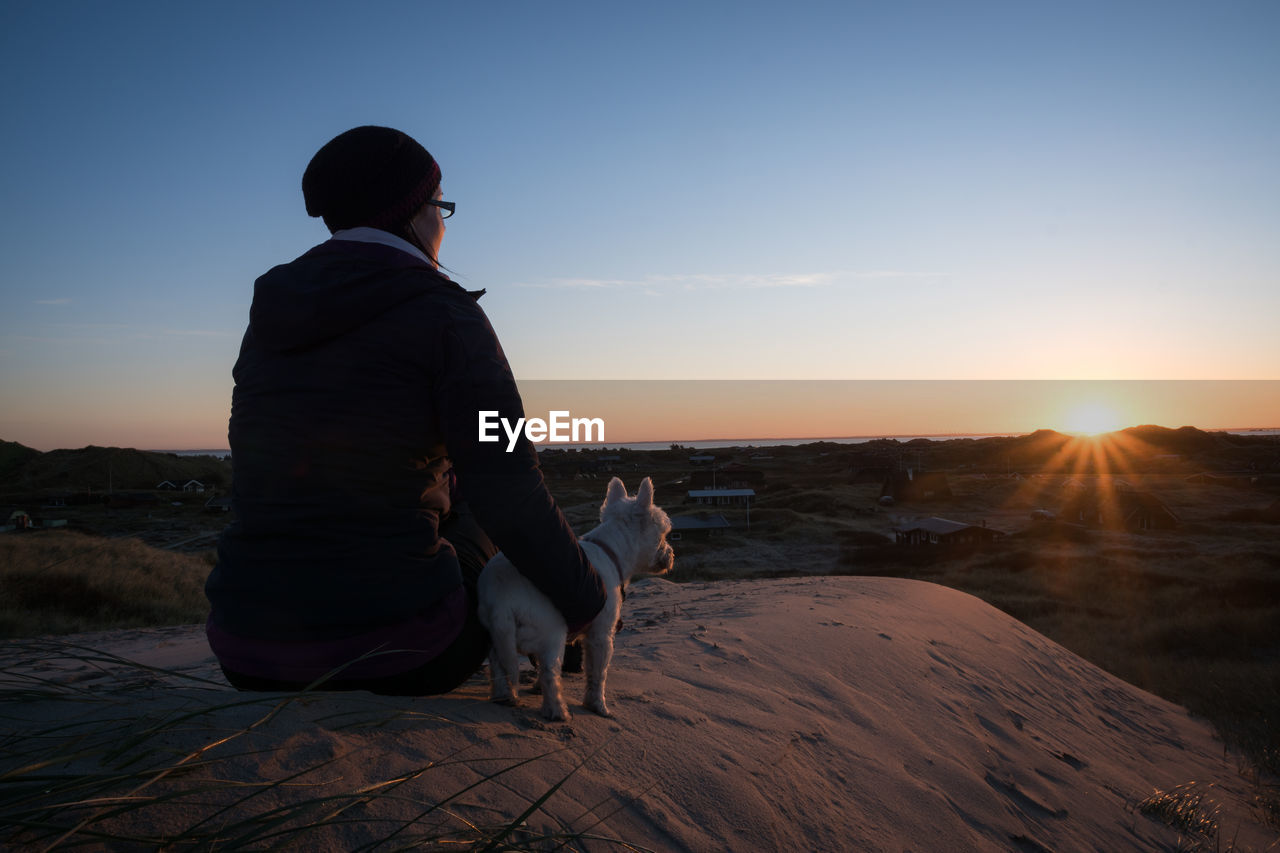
302, 126, 441, 232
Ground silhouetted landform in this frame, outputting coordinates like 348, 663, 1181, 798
837, 425, 1280, 478
540, 426, 1280, 487
0, 442, 231, 498
7, 425, 1277, 500
0, 440, 41, 483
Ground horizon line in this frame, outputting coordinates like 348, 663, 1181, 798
130, 423, 1279, 454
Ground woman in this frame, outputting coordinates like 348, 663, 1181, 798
205, 126, 605, 694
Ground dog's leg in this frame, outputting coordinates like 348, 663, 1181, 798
487, 621, 520, 706
487, 650, 516, 706
582, 625, 614, 717
534, 631, 570, 721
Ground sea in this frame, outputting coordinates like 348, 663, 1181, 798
162, 427, 1280, 458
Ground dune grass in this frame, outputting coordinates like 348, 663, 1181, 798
0, 531, 213, 638
1138, 783, 1220, 847
0, 642, 651, 851
0, 532, 650, 849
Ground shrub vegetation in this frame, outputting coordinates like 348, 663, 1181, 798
0, 531, 212, 638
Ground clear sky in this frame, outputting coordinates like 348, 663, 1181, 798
2, 1, 1277, 450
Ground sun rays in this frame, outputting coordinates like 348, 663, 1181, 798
999, 427, 1166, 534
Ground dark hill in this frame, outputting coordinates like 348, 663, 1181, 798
0, 443, 230, 495
0, 440, 41, 481
921, 427, 1277, 475
1119, 424, 1230, 454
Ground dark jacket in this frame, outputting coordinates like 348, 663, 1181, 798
206, 237, 604, 643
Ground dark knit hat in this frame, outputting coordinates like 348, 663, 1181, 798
302, 126, 441, 231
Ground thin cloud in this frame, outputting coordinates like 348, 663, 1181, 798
516, 270, 945, 291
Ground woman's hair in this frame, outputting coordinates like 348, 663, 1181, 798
396, 216, 454, 275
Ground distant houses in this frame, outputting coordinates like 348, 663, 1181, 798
136, 478, 209, 495
2, 508, 68, 533
204, 494, 233, 513
158, 479, 209, 492
686, 487, 755, 529
893, 517, 1004, 547
688, 488, 755, 507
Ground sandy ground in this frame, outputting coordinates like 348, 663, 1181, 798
2, 576, 1275, 851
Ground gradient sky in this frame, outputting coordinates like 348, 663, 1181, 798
2, 1, 1277, 450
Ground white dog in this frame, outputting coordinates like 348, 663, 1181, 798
478, 476, 673, 721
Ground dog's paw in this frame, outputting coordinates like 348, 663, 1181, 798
583, 696, 612, 718
490, 695, 517, 707
540, 699, 570, 722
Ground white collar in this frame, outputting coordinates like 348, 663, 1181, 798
329, 227, 435, 267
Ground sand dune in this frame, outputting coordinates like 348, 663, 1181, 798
2, 577, 1273, 850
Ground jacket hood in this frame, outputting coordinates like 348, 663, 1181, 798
246, 240, 461, 352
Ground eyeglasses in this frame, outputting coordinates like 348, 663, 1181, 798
426, 200, 455, 219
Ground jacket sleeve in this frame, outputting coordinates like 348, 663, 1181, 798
432, 290, 605, 628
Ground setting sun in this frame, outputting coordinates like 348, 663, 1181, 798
1062, 402, 1126, 436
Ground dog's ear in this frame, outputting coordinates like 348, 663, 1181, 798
605, 476, 628, 508
636, 477, 654, 509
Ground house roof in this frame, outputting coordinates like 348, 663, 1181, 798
687, 489, 756, 498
